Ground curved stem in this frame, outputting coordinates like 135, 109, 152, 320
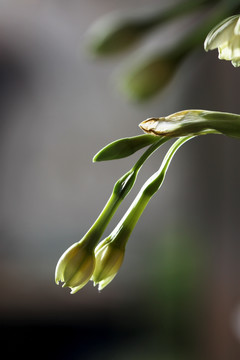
109, 136, 195, 247
83, 136, 170, 249
132, 136, 169, 172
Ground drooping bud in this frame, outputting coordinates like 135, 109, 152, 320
92, 238, 125, 290
55, 241, 95, 294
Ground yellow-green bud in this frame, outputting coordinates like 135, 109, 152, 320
55, 241, 95, 294
91, 239, 125, 291
204, 15, 240, 67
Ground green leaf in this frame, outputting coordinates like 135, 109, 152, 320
93, 134, 160, 162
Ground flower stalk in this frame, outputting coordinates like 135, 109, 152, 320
86, 135, 168, 242
55, 136, 168, 293
92, 136, 194, 290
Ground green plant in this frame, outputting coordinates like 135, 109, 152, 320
55, 1, 240, 293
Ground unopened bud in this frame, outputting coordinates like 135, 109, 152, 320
139, 109, 240, 138
55, 241, 95, 294
91, 238, 125, 290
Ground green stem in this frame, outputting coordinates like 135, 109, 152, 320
110, 136, 194, 248
132, 136, 169, 172
200, 111, 240, 138
83, 136, 169, 249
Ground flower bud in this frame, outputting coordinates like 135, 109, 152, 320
139, 110, 207, 137
55, 241, 95, 294
91, 238, 125, 290
139, 109, 240, 138
204, 15, 240, 67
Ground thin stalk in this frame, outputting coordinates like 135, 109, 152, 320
83, 136, 169, 249
109, 136, 194, 248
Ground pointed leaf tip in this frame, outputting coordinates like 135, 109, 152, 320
93, 134, 159, 162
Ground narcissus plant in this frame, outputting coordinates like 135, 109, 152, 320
55, 7, 240, 294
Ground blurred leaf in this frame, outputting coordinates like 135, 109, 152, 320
118, 54, 179, 101
86, 0, 214, 56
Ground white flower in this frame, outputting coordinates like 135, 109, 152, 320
204, 15, 240, 67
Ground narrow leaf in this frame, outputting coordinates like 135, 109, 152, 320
93, 134, 159, 162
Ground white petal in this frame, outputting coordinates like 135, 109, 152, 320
205, 15, 238, 50
234, 17, 240, 35
218, 43, 233, 60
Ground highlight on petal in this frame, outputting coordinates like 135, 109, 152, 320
204, 15, 238, 50
204, 15, 240, 67
97, 274, 117, 291
91, 240, 125, 290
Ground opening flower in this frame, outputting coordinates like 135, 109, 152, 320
204, 15, 240, 67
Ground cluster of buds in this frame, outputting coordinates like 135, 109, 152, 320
55, 132, 191, 293
55, 235, 126, 293
55, 106, 240, 294
55, 134, 169, 293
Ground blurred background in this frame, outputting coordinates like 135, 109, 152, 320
1, 0, 240, 359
